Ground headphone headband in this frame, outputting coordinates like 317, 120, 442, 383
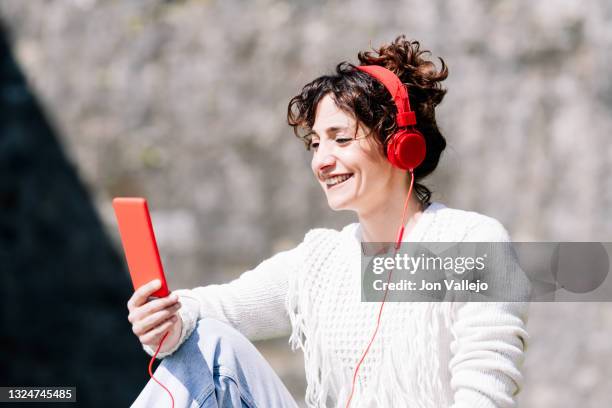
355, 65, 416, 127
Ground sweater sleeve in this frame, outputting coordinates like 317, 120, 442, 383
449, 218, 530, 408
143, 242, 305, 359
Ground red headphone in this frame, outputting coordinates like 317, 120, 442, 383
356, 65, 426, 171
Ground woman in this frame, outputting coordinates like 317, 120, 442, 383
128, 35, 529, 407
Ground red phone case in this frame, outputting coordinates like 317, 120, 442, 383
112, 197, 170, 298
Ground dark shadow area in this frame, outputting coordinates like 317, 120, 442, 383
0, 23, 151, 406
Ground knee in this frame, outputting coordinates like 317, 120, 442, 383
193, 318, 251, 350
188, 318, 258, 366
194, 317, 237, 339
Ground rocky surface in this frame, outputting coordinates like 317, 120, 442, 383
0, 23, 148, 406
1, 0, 611, 406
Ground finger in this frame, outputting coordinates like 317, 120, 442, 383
129, 294, 179, 324
140, 316, 178, 346
140, 293, 180, 316
140, 322, 174, 347
135, 304, 181, 335
127, 279, 161, 311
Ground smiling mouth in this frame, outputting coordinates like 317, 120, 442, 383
324, 174, 354, 189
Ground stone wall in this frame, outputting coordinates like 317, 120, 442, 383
1, 0, 611, 406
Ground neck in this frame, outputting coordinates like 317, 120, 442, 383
358, 192, 425, 243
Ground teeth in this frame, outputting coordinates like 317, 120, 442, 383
325, 174, 352, 186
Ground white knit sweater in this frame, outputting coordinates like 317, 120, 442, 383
145, 202, 529, 407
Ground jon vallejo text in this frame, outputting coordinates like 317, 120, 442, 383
372, 278, 489, 293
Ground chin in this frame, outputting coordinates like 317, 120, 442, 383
326, 197, 355, 212
328, 204, 345, 211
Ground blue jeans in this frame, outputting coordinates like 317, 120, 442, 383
131, 318, 300, 408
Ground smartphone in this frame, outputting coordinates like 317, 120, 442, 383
112, 197, 170, 298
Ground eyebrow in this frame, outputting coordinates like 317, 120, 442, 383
306, 126, 351, 138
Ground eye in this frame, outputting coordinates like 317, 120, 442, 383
335, 138, 354, 145
310, 141, 320, 150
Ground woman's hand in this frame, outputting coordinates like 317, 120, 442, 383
127, 279, 183, 354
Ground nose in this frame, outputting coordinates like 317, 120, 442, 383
311, 142, 336, 179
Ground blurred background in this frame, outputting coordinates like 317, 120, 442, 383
1, 0, 611, 406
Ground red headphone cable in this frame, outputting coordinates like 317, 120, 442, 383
345, 170, 415, 408
148, 331, 175, 408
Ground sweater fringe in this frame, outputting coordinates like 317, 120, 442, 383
286, 229, 455, 407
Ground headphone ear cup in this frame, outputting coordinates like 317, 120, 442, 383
386, 134, 402, 168
386, 130, 426, 170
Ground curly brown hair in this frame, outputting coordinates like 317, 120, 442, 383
287, 35, 449, 206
